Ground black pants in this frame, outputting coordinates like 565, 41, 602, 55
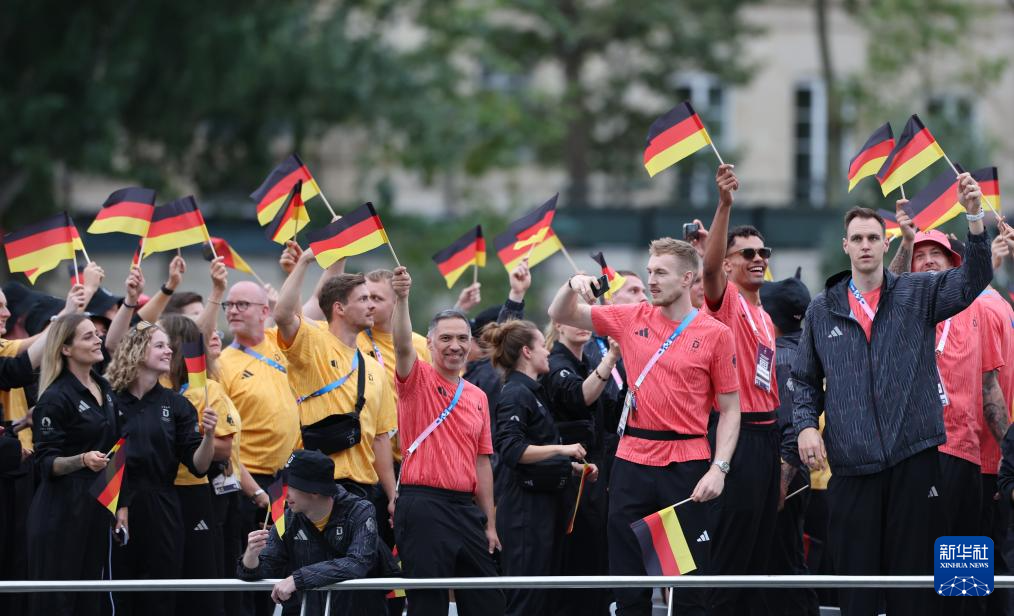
239, 473, 278, 616
213, 490, 245, 616
607, 457, 712, 616
803, 488, 834, 606
394, 485, 504, 616
556, 452, 611, 616
763, 468, 819, 616
0, 461, 34, 616
974, 473, 1009, 616
828, 447, 942, 616
175, 483, 224, 616
27, 473, 111, 616
939, 452, 982, 536
338, 478, 402, 616
112, 487, 185, 616
708, 422, 780, 616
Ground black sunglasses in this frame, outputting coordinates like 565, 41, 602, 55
728, 247, 772, 260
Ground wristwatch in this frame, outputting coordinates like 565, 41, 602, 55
712, 459, 730, 474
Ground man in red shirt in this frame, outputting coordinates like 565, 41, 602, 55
701, 164, 781, 615
889, 229, 1007, 540
389, 266, 503, 616
549, 237, 741, 616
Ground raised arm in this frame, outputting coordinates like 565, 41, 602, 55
26, 284, 89, 368
138, 255, 185, 323
273, 244, 315, 345
196, 257, 227, 344
104, 266, 144, 355
888, 200, 916, 274
703, 164, 739, 308
390, 266, 417, 379
547, 275, 598, 332
283, 240, 345, 322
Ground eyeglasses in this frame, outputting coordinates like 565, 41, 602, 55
727, 247, 772, 260
221, 301, 265, 312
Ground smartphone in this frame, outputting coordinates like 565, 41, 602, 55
683, 222, 700, 241
589, 275, 610, 299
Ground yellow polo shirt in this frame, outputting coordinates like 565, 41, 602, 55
166, 378, 241, 486
0, 339, 30, 449
218, 330, 300, 475
280, 319, 396, 483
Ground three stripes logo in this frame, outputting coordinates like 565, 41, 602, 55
928, 486, 939, 498
696, 531, 710, 543
634, 328, 649, 338
241, 370, 254, 379
295, 529, 309, 541
827, 326, 843, 339
193, 519, 210, 531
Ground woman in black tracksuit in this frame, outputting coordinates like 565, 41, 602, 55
483, 319, 597, 616
542, 321, 621, 616
104, 321, 218, 616
27, 314, 120, 616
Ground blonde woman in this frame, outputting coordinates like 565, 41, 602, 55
105, 320, 217, 616
27, 313, 120, 616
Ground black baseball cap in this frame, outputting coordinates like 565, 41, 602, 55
285, 449, 337, 496
760, 268, 811, 334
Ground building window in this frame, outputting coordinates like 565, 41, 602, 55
672, 75, 728, 208
794, 80, 827, 207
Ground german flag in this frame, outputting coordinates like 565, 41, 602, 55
307, 202, 390, 268
250, 154, 321, 226
204, 237, 253, 274
386, 547, 406, 599
183, 338, 208, 391
629, 504, 697, 576
494, 195, 562, 272
876, 115, 944, 196
4, 212, 85, 282
847, 123, 894, 192
264, 180, 310, 245
143, 196, 210, 256
878, 209, 902, 239
90, 437, 127, 516
971, 166, 1001, 212
590, 251, 626, 299
67, 259, 87, 286
432, 225, 486, 288
131, 239, 143, 267
904, 166, 1001, 232
87, 187, 156, 236
643, 102, 713, 178
265, 474, 288, 538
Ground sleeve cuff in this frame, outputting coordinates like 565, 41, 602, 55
292, 569, 306, 590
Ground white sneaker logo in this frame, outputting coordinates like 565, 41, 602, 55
295, 529, 309, 541
696, 531, 710, 543
193, 520, 209, 531
928, 486, 939, 498
828, 326, 843, 338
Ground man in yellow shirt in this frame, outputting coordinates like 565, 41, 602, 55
274, 244, 398, 532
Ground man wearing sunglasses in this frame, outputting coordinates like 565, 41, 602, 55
701, 163, 781, 615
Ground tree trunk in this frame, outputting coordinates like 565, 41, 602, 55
562, 51, 590, 208
816, 0, 843, 209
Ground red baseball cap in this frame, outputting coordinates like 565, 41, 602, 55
911, 229, 962, 268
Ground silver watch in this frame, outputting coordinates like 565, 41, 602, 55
712, 459, 730, 474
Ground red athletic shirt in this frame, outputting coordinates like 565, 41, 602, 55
847, 284, 881, 342
975, 289, 1014, 474
396, 360, 493, 493
591, 302, 739, 466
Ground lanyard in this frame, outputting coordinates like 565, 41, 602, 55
632, 309, 698, 392
737, 293, 772, 344
848, 279, 877, 322
179, 383, 189, 394
405, 377, 466, 455
230, 342, 287, 374
936, 318, 952, 355
593, 336, 624, 388
365, 328, 386, 370
296, 352, 359, 405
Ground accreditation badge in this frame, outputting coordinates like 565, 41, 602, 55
754, 344, 774, 392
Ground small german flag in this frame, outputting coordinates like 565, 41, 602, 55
386, 546, 406, 599
432, 225, 486, 288
250, 154, 321, 226
90, 437, 127, 516
878, 209, 902, 239
590, 252, 626, 299
143, 196, 210, 256
183, 338, 208, 391
306, 202, 390, 268
971, 166, 1001, 212
4, 212, 85, 283
265, 474, 288, 538
643, 102, 713, 178
204, 237, 253, 274
876, 115, 944, 196
630, 504, 697, 576
264, 179, 310, 245
903, 166, 1001, 232
67, 259, 87, 286
131, 239, 143, 267
87, 187, 156, 236
494, 195, 562, 272
847, 123, 894, 192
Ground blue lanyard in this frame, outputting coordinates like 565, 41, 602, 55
296, 352, 359, 405
230, 342, 287, 374
632, 309, 698, 391
594, 336, 609, 358
180, 383, 189, 394
405, 377, 466, 455
848, 279, 877, 321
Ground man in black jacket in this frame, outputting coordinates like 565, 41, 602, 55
239, 449, 393, 615
793, 173, 992, 616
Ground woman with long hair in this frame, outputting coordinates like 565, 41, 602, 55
483, 319, 597, 616
105, 320, 218, 616
27, 314, 120, 616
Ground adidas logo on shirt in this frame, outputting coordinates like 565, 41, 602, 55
928, 486, 939, 498
696, 531, 710, 543
77, 400, 90, 413
827, 326, 843, 339
241, 370, 254, 379
635, 328, 649, 338
193, 520, 209, 531
295, 529, 309, 541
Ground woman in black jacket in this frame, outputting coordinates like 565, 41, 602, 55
483, 319, 597, 616
27, 314, 120, 616
104, 321, 218, 616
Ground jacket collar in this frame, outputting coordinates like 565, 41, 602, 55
506, 370, 542, 392
824, 268, 899, 315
